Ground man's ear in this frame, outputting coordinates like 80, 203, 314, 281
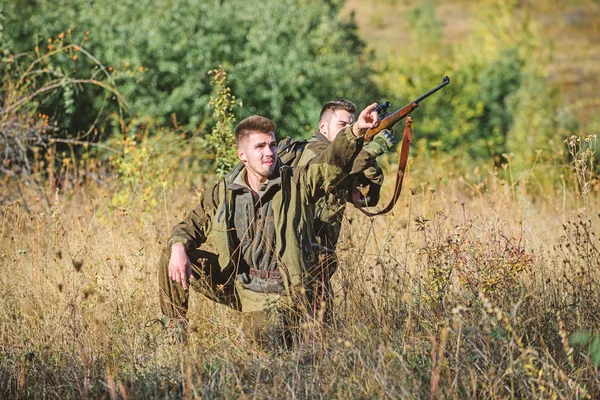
318, 119, 327, 134
237, 148, 247, 163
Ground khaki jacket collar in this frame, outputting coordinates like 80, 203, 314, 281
312, 130, 331, 144
227, 164, 282, 199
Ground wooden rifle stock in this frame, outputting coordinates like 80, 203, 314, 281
364, 103, 417, 142
364, 76, 450, 143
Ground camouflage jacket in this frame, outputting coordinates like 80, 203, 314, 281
278, 131, 383, 249
168, 125, 364, 312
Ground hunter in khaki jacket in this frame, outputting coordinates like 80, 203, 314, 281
277, 99, 395, 250
159, 106, 380, 342
280, 130, 384, 249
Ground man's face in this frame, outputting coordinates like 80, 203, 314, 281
319, 109, 355, 143
237, 131, 278, 180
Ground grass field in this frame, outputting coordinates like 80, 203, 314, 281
2, 0, 600, 398
1, 139, 599, 397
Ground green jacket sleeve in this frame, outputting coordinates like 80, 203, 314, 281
167, 181, 222, 250
349, 149, 375, 176
347, 148, 383, 206
349, 149, 384, 186
300, 124, 364, 202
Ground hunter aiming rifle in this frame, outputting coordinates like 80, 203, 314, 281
358, 76, 451, 217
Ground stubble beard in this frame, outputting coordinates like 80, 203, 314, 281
262, 159, 276, 178
248, 158, 276, 181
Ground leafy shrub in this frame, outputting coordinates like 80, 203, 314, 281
0, 34, 123, 208
375, 0, 561, 169
571, 330, 600, 366
416, 211, 534, 303
2, 0, 379, 139
203, 67, 239, 177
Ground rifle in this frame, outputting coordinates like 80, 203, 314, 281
358, 76, 451, 217
364, 76, 451, 143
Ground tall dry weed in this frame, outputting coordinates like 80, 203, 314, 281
1, 130, 599, 398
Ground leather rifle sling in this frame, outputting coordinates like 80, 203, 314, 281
357, 116, 413, 217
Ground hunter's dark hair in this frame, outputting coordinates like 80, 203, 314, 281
319, 99, 356, 121
235, 115, 276, 146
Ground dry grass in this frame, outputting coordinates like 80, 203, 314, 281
1, 141, 599, 398
2, 1, 599, 397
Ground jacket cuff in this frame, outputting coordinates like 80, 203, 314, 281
167, 236, 190, 250
362, 143, 380, 159
345, 123, 365, 141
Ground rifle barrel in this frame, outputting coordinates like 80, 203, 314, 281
412, 76, 450, 104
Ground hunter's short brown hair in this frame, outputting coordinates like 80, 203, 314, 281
319, 99, 356, 121
235, 115, 276, 146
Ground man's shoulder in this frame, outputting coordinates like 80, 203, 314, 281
198, 180, 224, 210
305, 139, 327, 152
198, 168, 238, 209
277, 137, 308, 153
277, 137, 311, 166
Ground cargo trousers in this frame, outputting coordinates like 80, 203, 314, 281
158, 247, 295, 346
158, 245, 338, 345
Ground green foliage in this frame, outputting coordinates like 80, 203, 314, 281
406, 0, 442, 46
0, 5, 4, 44
570, 330, 600, 366
2, 0, 378, 139
109, 122, 194, 209
204, 67, 239, 177
0, 33, 122, 203
0, 29, 128, 141
375, 0, 560, 168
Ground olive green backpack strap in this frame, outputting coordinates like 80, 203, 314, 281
277, 137, 308, 168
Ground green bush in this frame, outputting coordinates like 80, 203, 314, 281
0, 32, 123, 207
2, 0, 379, 139
374, 0, 561, 169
